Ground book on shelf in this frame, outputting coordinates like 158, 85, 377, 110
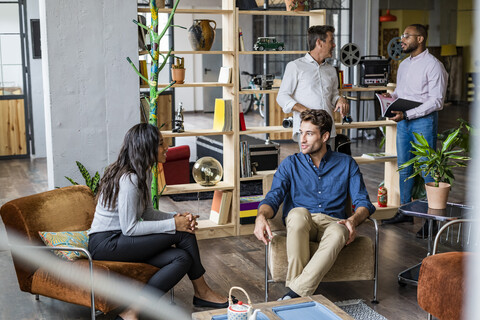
139, 60, 148, 85
209, 190, 232, 225
239, 108, 246, 131
375, 93, 422, 118
238, 27, 245, 51
240, 195, 264, 224
240, 141, 252, 178
218, 66, 232, 84
212, 99, 232, 131
361, 152, 396, 160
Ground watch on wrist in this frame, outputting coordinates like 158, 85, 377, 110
403, 111, 409, 121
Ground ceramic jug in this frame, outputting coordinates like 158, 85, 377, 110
227, 287, 260, 320
188, 19, 216, 51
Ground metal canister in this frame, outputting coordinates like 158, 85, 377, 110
377, 184, 388, 207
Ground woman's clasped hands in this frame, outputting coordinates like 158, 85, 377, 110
174, 212, 199, 233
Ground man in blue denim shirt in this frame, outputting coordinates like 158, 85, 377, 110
254, 110, 375, 300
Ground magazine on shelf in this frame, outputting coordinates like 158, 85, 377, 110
361, 152, 396, 160
375, 93, 422, 118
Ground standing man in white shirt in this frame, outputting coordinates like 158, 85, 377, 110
276, 25, 349, 147
382, 24, 447, 230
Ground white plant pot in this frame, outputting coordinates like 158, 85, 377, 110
425, 182, 451, 209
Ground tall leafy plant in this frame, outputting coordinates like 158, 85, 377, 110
126, 0, 183, 208
398, 123, 470, 187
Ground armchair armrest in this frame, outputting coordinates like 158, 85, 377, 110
11, 245, 96, 320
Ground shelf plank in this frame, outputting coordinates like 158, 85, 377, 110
239, 10, 324, 16
371, 204, 399, 221
241, 121, 396, 135
196, 221, 236, 240
139, 50, 234, 56
340, 86, 395, 93
138, 8, 234, 14
240, 170, 276, 182
239, 89, 279, 94
160, 129, 233, 138
353, 156, 397, 164
241, 126, 291, 135
239, 51, 307, 55
140, 82, 234, 89
161, 181, 234, 195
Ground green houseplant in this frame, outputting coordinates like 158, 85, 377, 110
65, 161, 101, 196
398, 122, 470, 209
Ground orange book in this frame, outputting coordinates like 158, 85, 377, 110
209, 191, 232, 225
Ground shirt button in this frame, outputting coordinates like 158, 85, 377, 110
318, 177, 321, 180
319, 205, 322, 208
318, 191, 321, 194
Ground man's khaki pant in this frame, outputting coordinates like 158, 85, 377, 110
285, 207, 349, 297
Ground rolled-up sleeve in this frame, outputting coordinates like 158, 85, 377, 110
277, 62, 299, 114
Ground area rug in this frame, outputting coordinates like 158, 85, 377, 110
334, 299, 388, 320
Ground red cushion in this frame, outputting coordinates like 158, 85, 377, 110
165, 145, 190, 162
164, 146, 190, 185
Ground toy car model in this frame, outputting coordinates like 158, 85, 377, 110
253, 37, 285, 51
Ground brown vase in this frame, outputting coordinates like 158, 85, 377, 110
284, 0, 306, 11
425, 182, 451, 209
171, 68, 185, 84
188, 19, 216, 51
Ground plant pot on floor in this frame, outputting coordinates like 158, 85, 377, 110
171, 68, 185, 84
425, 182, 451, 209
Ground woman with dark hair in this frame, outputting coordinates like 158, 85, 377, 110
88, 123, 228, 320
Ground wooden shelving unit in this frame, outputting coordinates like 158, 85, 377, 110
138, 2, 399, 239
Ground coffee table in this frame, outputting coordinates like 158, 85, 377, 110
191, 295, 353, 320
397, 200, 473, 286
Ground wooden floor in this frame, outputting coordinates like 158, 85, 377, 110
0, 103, 470, 319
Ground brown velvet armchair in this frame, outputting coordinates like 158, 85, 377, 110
262, 174, 379, 303
417, 219, 472, 320
0, 185, 163, 319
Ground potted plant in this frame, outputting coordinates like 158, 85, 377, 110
171, 56, 185, 84
285, 0, 310, 11
398, 122, 471, 209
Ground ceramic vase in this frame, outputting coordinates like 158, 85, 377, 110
284, 0, 306, 11
171, 68, 185, 84
188, 19, 216, 51
425, 182, 450, 209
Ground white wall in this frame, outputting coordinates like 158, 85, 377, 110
40, 0, 138, 189
26, 0, 46, 158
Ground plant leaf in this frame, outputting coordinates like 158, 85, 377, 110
65, 176, 78, 185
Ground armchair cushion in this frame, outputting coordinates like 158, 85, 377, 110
38, 230, 89, 261
268, 231, 374, 282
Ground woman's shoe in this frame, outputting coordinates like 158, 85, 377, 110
193, 295, 237, 308
114, 316, 125, 320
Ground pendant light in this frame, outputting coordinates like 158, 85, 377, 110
380, 0, 397, 22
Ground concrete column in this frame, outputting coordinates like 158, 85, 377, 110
40, 0, 138, 189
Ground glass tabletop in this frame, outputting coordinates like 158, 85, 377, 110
398, 200, 473, 221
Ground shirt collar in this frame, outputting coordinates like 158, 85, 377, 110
305, 52, 326, 66
408, 48, 429, 62
303, 145, 333, 165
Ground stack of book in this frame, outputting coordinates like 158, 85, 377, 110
240, 195, 264, 224
240, 141, 252, 178
212, 98, 232, 131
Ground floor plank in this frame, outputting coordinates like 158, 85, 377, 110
0, 104, 470, 319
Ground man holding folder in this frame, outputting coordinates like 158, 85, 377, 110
382, 24, 447, 228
